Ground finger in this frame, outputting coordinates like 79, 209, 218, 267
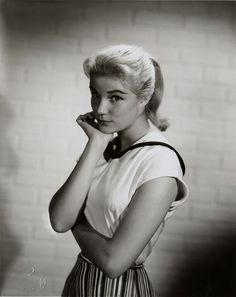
88, 111, 95, 119
85, 112, 95, 121
76, 114, 86, 123
76, 118, 86, 127
76, 114, 83, 121
76, 119, 83, 126
77, 119, 89, 129
77, 113, 94, 123
76, 115, 83, 122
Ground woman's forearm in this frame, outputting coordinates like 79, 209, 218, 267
72, 178, 178, 278
72, 220, 111, 274
49, 140, 104, 233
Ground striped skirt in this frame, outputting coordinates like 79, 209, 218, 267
61, 253, 157, 297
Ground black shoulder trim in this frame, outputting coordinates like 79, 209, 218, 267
104, 141, 186, 175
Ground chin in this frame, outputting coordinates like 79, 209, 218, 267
98, 125, 116, 134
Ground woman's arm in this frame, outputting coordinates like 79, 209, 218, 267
49, 140, 103, 233
48, 112, 113, 233
72, 176, 177, 278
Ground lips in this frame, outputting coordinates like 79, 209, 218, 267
97, 119, 112, 123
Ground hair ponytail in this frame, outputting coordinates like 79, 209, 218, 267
145, 58, 169, 131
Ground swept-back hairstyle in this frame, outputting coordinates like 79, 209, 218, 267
83, 44, 169, 131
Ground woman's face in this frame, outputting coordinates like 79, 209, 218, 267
89, 75, 143, 134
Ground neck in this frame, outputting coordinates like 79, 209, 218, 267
117, 116, 151, 151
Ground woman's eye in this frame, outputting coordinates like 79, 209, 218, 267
110, 96, 122, 102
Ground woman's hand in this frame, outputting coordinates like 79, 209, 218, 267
76, 112, 113, 149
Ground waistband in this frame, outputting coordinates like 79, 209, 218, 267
79, 253, 144, 269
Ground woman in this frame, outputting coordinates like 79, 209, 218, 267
49, 44, 189, 297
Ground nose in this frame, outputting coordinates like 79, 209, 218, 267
97, 98, 109, 115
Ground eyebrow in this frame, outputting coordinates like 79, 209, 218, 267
89, 85, 128, 94
107, 90, 128, 94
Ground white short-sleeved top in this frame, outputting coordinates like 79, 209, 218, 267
83, 128, 189, 264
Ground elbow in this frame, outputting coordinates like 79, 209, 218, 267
48, 206, 71, 233
50, 220, 70, 233
49, 215, 70, 233
103, 252, 138, 278
87, 252, 122, 279
103, 257, 126, 279
98, 245, 133, 278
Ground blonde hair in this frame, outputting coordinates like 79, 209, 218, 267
83, 44, 169, 131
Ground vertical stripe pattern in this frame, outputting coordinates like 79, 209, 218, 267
62, 253, 157, 297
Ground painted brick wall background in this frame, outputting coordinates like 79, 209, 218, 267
0, 1, 236, 296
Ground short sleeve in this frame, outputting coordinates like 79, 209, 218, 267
135, 146, 189, 207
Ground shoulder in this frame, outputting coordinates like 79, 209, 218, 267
135, 144, 189, 200
137, 130, 181, 165
139, 145, 183, 173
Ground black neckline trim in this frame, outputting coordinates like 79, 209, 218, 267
103, 141, 186, 175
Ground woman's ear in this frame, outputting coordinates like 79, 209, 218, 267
137, 99, 149, 117
138, 97, 149, 110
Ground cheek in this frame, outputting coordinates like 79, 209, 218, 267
113, 103, 138, 122
123, 100, 139, 116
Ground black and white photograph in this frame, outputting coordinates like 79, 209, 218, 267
0, 1, 235, 296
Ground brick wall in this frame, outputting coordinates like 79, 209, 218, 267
0, 1, 235, 296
